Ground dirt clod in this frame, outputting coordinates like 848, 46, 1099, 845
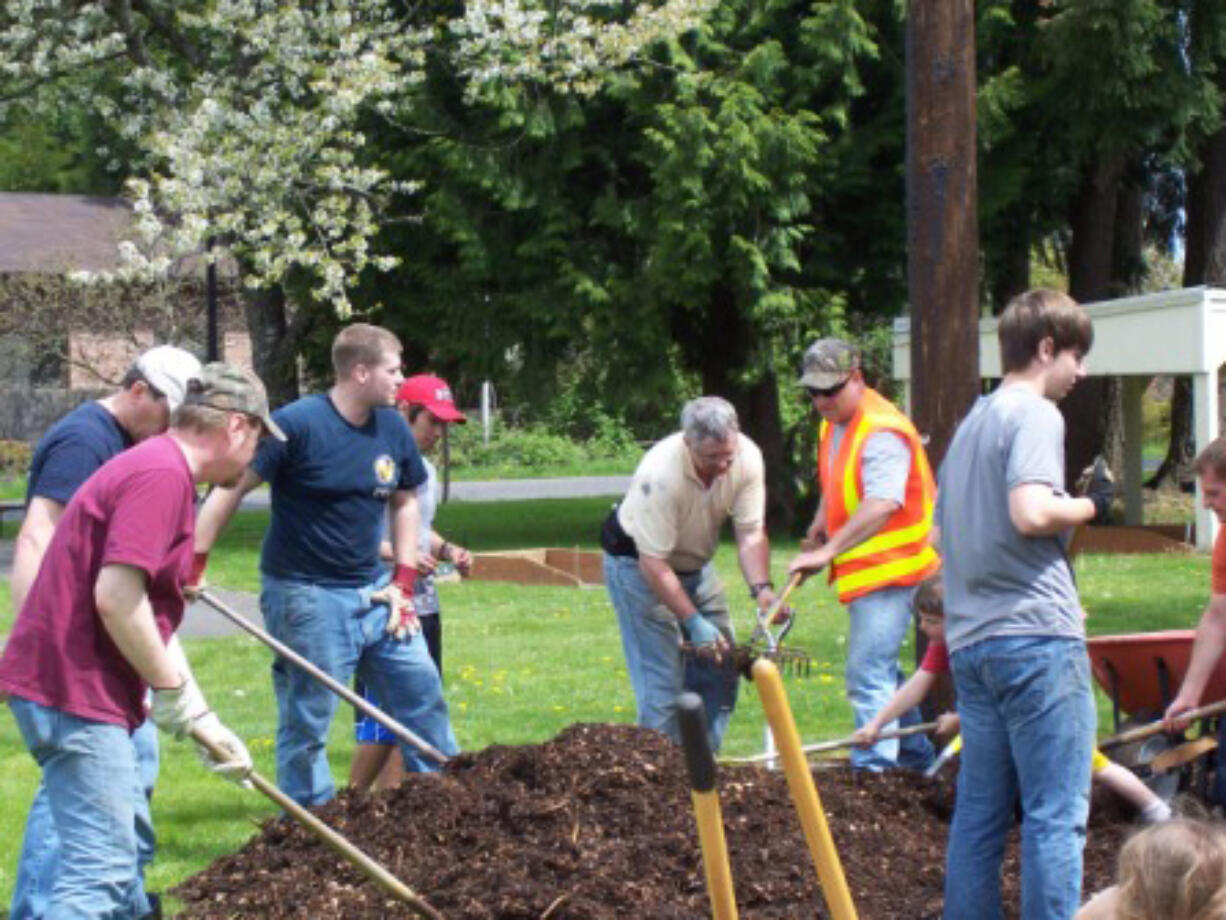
175, 723, 1130, 919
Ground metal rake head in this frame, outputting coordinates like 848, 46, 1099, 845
680, 641, 812, 679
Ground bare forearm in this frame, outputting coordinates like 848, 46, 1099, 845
638, 555, 699, 622
1179, 601, 1226, 706
1009, 484, 1094, 537
10, 498, 62, 613
10, 529, 50, 613
389, 491, 420, 569
195, 469, 260, 553
868, 671, 935, 730
735, 525, 771, 589
824, 499, 897, 558
96, 565, 180, 688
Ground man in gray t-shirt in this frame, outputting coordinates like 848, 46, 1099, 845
937, 289, 1110, 920
937, 387, 1083, 653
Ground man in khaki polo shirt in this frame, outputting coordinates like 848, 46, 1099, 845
601, 396, 782, 751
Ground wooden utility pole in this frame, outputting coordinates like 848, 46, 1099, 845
906, 0, 979, 714
906, 0, 980, 470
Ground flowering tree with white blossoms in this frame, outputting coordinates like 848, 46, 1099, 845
0, 0, 713, 316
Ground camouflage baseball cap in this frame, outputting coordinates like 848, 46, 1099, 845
183, 362, 286, 441
797, 338, 860, 390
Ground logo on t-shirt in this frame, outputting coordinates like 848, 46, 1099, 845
373, 454, 397, 488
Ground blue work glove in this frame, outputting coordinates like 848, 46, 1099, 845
682, 612, 723, 647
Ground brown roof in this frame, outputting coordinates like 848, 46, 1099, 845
0, 192, 236, 278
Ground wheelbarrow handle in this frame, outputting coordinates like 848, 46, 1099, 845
189, 727, 444, 919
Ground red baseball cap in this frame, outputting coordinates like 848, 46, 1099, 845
396, 374, 467, 423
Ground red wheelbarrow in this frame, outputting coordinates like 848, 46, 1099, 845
1087, 631, 1226, 801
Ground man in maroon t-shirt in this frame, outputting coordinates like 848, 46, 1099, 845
0, 363, 283, 919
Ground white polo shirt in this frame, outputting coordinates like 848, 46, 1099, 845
616, 431, 766, 573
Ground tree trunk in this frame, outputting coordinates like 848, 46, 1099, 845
1099, 172, 1146, 481
1061, 151, 1126, 487
243, 283, 301, 408
679, 283, 796, 533
905, 0, 979, 471
905, 0, 977, 714
989, 203, 1031, 310
1152, 120, 1226, 487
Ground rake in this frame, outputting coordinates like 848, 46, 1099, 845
680, 571, 812, 678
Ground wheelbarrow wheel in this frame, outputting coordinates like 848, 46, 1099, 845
1109, 711, 1180, 803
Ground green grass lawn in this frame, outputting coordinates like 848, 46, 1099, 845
0, 502, 1215, 914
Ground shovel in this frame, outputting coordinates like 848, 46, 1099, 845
723, 720, 939, 765
196, 589, 449, 765
1149, 736, 1219, 775
1097, 698, 1226, 750
190, 727, 444, 919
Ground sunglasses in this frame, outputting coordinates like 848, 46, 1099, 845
805, 378, 849, 399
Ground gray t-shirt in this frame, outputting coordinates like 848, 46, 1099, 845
935, 385, 1083, 653
383, 457, 441, 615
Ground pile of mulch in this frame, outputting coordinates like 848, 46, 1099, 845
175, 723, 1134, 919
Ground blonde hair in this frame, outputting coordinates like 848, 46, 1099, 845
1115, 818, 1226, 920
172, 403, 232, 435
332, 323, 401, 378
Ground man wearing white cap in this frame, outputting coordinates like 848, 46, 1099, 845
8, 343, 200, 920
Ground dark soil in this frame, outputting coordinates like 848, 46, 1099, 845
175, 723, 1133, 919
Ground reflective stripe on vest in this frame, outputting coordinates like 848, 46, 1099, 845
817, 389, 940, 603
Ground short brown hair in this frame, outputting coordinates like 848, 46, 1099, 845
332, 323, 401, 379
1195, 437, 1226, 481
997, 289, 1093, 373
912, 575, 944, 617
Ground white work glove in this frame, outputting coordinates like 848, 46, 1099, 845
371, 564, 421, 640
191, 712, 254, 787
149, 677, 209, 739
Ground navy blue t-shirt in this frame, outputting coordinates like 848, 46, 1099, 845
27, 401, 132, 505
253, 394, 427, 586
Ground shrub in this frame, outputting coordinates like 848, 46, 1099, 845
0, 439, 31, 480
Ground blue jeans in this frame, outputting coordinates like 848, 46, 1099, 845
8, 696, 150, 920
945, 636, 1095, 920
604, 554, 739, 752
261, 573, 459, 807
846, 585, 934, 771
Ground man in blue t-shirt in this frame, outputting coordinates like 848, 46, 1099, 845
9, 344, 201, 920
193, 324, 459, 807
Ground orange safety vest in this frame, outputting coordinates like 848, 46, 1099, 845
817, 388, 940, 603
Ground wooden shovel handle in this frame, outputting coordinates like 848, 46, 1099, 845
763, 571, 805, 622
1098, 698, 1226, 750
190, 728, 445, 919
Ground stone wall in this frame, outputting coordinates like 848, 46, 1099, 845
0, 385, 109, 443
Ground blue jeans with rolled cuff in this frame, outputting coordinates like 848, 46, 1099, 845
944, 635, 1095, 920
604, 554, 739, 753
261, 572, 459, 807
845, 584, 934, 772
8, 696, 152, 920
